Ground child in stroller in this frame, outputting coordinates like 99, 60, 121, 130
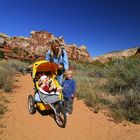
35, 74, 62, 104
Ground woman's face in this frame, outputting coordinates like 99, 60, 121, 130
52, 43, 60, 53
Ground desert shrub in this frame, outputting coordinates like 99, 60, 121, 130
0, 93, 9, 117
0, 93, 9, 130
0, 50, 5, 59
110, 89, 140, 123
7, 59, 29, 72
70, 59, 96, 70
70, 58, 140, 123
76, 77, 101, 111
103, 57, 140, 95
0, 102, 7, 116
87, 70, 104, 78
70, 59, 104, 78
75, 77, 97, 99
91, 60, 105, 68
0, 59, 29, 92
101, 57, 140, 123
73, 60, 107, 111
84, 91, 99, 107
12, 47, 21, 54
0, 64, 16, 92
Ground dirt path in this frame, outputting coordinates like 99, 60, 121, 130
1, 74, 140, 140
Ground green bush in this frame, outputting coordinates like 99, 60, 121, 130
70, 57, 140, 123
0, 94, 8, 115
72, 60, 107, 112
84, 91, 99, 107
103, 58, 140, 95
101, 57, 140, 123
110, 89, 140, 123
7, 59, 29, 72
12, 47, 21, 54
0, 59, 29, 92
0, 50, 5, 59
0, 64, 16, 92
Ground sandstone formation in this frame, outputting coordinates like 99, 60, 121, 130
0, 31, 91, 62
0, 31, 139, 63
30, 31, 91, 61
93, 47, 140, 63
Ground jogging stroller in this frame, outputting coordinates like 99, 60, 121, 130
28, 60, 67, 128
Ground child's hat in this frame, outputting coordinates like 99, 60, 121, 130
40, 75, 47, 81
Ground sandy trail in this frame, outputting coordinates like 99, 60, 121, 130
0, 74, 140, 140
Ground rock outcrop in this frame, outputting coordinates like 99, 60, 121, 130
30, 31, 91, 61
0, 31, 91, 62
0, 33, 9, 47
93, 47, 140, 63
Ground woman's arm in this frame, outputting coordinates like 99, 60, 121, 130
45, 50, 51, 61
62, 49, 69, 70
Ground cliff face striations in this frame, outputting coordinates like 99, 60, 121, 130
30, 31, 91, 61
0, 31, 91, 62
0, 31, 139, 63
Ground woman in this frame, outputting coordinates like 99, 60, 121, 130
45, 40, 69, 85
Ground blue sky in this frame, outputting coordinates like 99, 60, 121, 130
0, 0, 140, 57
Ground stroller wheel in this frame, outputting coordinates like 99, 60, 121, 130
28, 95, 36, 114
55, 102, 67, 128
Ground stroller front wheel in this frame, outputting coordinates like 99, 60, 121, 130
55, 102, 67, 128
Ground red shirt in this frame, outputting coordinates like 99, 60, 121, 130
42, 85, 50, 93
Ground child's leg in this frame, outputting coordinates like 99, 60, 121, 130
63, 98, 67, 110
66, 99, 74, 114
34, 92, 41, 102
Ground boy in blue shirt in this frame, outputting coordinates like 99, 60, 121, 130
62, 70, 76, 115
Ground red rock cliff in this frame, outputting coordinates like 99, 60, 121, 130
0, 31, 91, 62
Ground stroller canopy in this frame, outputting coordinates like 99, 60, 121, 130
32, 60, 58, 79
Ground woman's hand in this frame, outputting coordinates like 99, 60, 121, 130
58, 64, 63, 70
71, 94, 74, 99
